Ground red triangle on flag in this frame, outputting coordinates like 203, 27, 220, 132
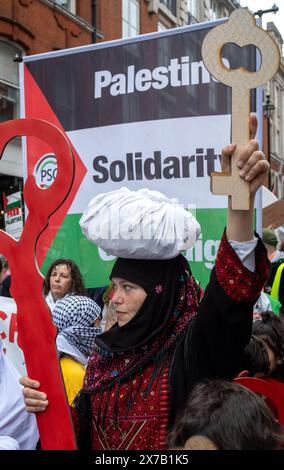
23, 65, 87, 267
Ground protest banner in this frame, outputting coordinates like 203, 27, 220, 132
21, 20, 261, 289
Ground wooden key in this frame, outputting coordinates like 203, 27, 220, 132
201, 8, 280, 210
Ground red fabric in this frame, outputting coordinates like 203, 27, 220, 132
90, 362, 170, 450
215, 231, 270, 302
235, 377, 284, 426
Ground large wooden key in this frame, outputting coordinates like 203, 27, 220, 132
201, 8, 280, 210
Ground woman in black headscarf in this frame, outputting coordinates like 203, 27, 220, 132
21, 119, 271, 450
78, 255, 200, 449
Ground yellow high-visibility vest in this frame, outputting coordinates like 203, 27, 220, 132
270, 262, 284, 301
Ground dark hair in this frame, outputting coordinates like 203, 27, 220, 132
43, 259, 86, 296
253, 311, 284, 363
238, 335, 270, 377
168, 380, 283, 450
0, 274, 11, 298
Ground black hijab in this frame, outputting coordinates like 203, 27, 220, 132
95, 255, 187, 352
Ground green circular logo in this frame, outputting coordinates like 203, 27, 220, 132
34, 154, 57, 189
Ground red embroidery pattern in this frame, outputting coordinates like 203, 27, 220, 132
90, 363, 169, 450
215, 231, 270, 302
159, 366, 170, 450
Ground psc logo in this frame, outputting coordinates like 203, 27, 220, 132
34, 154, 57, 188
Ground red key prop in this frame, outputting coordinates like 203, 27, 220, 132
0, 119, 77, 449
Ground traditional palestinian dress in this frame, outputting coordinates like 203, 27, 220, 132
74, 232, 269, 450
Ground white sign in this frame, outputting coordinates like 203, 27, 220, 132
4, 191, 24, 240
0, 296, 26, 375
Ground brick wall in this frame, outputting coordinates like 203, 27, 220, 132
96, 0, 122, 42
96, 0, 158, 43
0, 0, 93, 55
140, 0, 158, 35
0, 1, 162, 53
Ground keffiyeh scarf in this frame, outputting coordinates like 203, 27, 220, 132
53, 295, 102, 359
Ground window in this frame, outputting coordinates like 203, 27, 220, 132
0, 82, 19, 123
55, 0, 76, 14
122, 0, 140, 38
0, 41, 21, 124
209, 0, 220, 20
187, 0, 198, 24
276, 129, 280, 155
187, 0, 197, 18
160, 0, 177, 17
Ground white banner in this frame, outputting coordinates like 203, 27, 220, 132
0, 297, 26, 375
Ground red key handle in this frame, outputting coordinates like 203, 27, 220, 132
0, 119, 77, 449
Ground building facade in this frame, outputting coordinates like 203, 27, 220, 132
0, 0, 94, 185
0, 0, 283, 228
265, 22, 284, 199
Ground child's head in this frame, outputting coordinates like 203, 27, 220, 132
253, 311, 284, 369
168, 379, 282, 450
236, 335, 271, 378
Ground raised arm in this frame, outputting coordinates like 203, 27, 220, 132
224, 114, 269, 241
171, 116, 270, 419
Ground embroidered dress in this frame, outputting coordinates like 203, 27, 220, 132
75, 232, 269, 450
89, 363, 170, 450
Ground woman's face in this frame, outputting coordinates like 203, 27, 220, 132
49, 264, 73, 301
111, 277, 147, 327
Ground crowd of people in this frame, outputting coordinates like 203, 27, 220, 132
1, 116, 284, 451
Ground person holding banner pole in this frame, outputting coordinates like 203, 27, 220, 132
21, 115, 271, 450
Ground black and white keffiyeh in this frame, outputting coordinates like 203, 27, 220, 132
53, 295, 102, 359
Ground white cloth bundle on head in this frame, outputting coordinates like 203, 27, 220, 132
80, 187, 201, 259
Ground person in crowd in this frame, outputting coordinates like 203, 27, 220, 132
44, 258, 86, 312
0, 256, 11, 297
0, 436, 21, 450
168, 380, 283, 450
236, 335, 272, 378
252, 311, 284, 381
53, 295, 102, 405
0, 337, 39, 450
0, 274, 11, 297
0, 258, 86, 304
86, 286, 107, 310
262, 228, 278, 261
265, 239, 284, 316
253, 290, 275, 319
0, 256, 10, 285
21, 116, 271, 450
